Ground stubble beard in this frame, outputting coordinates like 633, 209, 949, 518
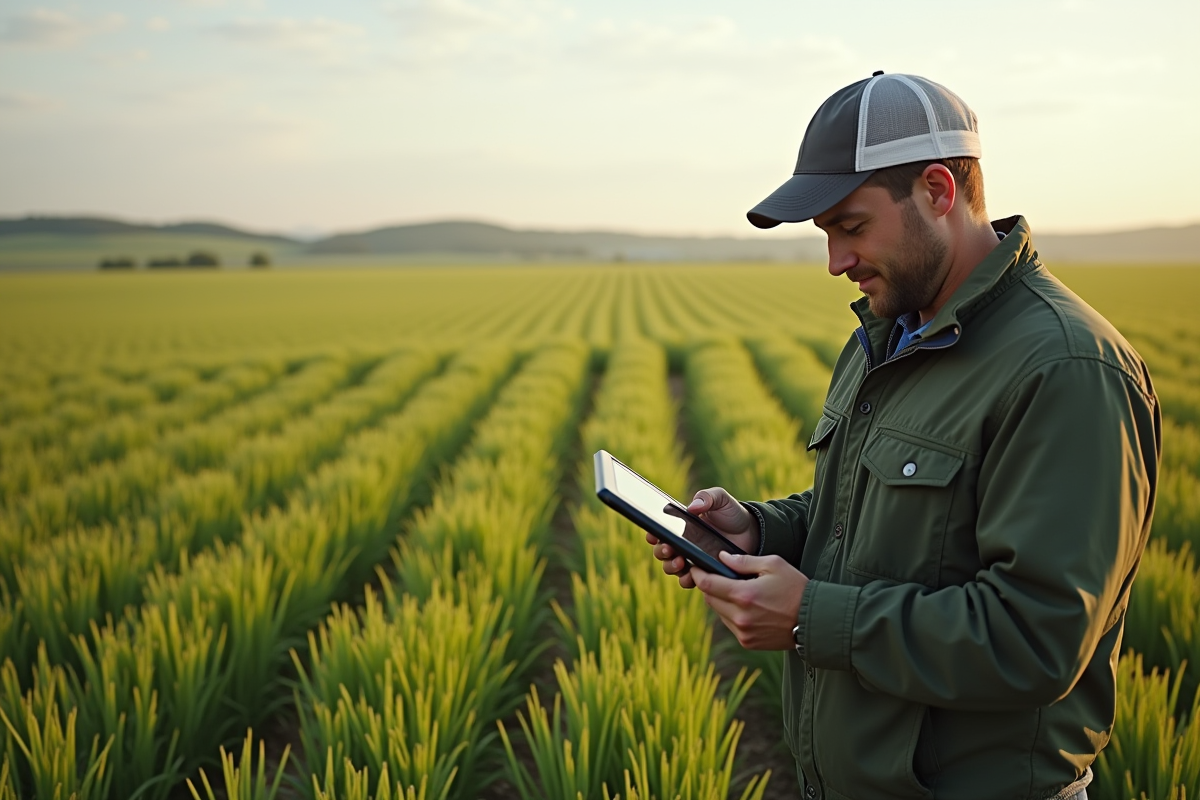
865, 200, 949, 320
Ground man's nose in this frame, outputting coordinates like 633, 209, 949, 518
827, 240, 858, 277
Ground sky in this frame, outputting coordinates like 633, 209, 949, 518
1, 0, 1198, 239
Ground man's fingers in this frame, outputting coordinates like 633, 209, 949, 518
702, 590, 741, 623
689, 486, 738, 514
690, 566, 736, 598
719, 551, 776, 575
663, 555, 688, 575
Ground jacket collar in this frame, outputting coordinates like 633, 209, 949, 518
851, 215, 1040, 360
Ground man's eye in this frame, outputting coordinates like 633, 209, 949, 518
844, 224, 863, 237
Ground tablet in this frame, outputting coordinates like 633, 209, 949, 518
594, 449, 750, 581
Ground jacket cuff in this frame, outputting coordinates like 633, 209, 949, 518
743, 500, 802, 564
740, 502, 767, 555
798, 580, 860, 672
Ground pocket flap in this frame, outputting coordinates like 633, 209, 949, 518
807, 413, 839, 451
860, 432, 964, 487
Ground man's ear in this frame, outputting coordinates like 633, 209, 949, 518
918, 163, 956, 219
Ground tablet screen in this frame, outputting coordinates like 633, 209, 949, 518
610, 460, 740, 561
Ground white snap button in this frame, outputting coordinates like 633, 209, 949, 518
903, 462, 917, 477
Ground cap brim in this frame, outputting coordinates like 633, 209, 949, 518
746, 171, 875, 229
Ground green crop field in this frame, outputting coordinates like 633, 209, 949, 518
0, 264, 1198, 800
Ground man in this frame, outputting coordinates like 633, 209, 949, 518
648, 72, 1160, 799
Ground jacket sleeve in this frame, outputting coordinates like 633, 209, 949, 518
797, 357, 1159, 711
745, 491, 812, 566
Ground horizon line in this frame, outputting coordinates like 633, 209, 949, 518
5, 211, 1200, 243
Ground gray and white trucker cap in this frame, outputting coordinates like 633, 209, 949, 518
747, 72, 981, 228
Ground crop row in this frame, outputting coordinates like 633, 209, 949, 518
1, 354, 365, 544
291, 342, 589, 799
685, 340, 814, 504
1153, 419, 1200, 563
0, 349, 443, 678
501, 339, 769, 800
0, 344, 517, 798
1094, 652, 1200, 798
4, 265, 1198, 367
1124, 331, 1194, 384
0, 358, 290, 502
362, 268, 854, 355
683, 338, 818, 718
744, 337, 833, 439
0, 329, 1197, 799
0, 363, 203, 428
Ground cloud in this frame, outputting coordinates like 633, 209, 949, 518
549, 17, 856, 104
377, 3, 852, 82
382, 0, 554, 61
209, 16, 365, 62
0, 8, 125, 49
1009, 50, 1167, 78
997, 99, 1081, 117
91, 48, 151, 67
586, 16, 742, 61
146, 17, 171, 32
0, 89, 56, 110
574, 17, 853, 78
116, 76, 245, 111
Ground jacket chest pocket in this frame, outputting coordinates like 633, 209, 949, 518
849, 431, 964, 587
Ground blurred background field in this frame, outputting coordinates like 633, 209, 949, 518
3, 261, 1196, 360
1, 261, 1198, 800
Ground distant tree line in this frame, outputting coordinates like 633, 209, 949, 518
98, 257, 135, 270
98, 252, 272, 270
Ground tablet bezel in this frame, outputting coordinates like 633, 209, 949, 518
593, 449, 750, 581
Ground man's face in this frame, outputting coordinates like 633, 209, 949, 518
813, 185, 949, 319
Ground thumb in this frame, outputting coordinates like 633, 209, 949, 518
688, 490, 711, 513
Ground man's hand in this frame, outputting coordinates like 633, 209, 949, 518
646, 487, 760, 589
691, 551, 809, 650
644, 486, 809, 649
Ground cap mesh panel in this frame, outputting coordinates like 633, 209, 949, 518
910, 76, 977, 132
864, 77, 930, 147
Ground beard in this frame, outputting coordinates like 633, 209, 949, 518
858, 200, 949, 319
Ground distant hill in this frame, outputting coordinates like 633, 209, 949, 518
308, 220, 825, 262
0, 215, 1197, 271
311, 219, 1200, 264
1035, 224, 1200, 264
0, 216, 302, 272
0, 216, 296, 245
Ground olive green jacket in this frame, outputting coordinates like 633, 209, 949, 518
747, 216, 1160, 800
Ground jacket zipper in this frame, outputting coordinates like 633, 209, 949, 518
854, 326, 874, 371
817, 316, 959, 796
889, 327, 960, 365
854, 324, 961, 374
